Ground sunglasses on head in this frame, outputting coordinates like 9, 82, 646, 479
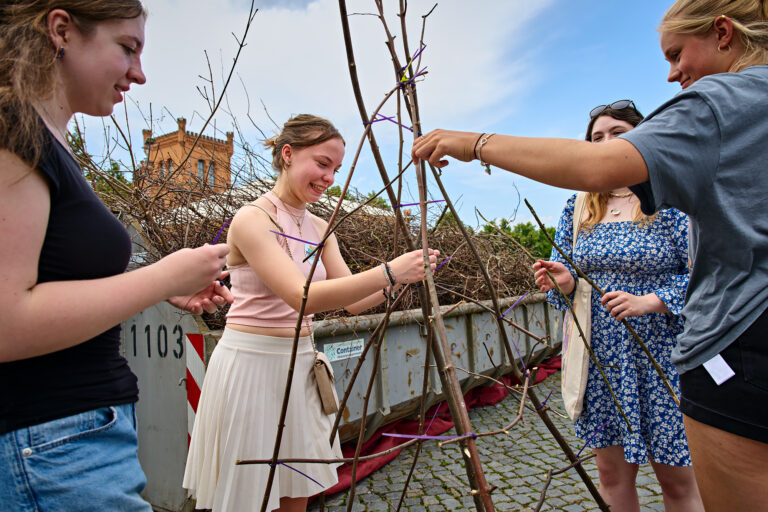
589, 100, 637, 118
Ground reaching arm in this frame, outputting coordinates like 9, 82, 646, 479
318, 219, 435, 315
0, 151, 230, 362
411, 130, 649, 192
229, 205, 436, 315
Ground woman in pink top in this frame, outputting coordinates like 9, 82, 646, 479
184, 114, 438, 512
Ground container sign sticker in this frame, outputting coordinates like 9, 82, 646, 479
324, 338, 365, 362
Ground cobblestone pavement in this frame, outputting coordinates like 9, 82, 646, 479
310, 371, 666, 511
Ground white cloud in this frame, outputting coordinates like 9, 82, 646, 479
78, 0, 563, 227
85, 0, 554, 155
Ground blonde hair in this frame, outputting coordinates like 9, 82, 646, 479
0, 0, 146, 166
660, 0, 768, 71
264, 114, 344, 173
581, 192, 656, 228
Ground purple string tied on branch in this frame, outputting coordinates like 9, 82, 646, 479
399, 67, 428, 88
211, 217, 232, 245
269, 461, 323, 488
365, 113, 414, 133
423, 402, 448, 435
499, 291, 529, 320
269, 230, 323, 248
398, 44, 427, 76
536, 390, 553, 411
394, 199, 445, 209
576, 420, 610, 458
434, 255, 452, 273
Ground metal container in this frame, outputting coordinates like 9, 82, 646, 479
122, 293, 562, 511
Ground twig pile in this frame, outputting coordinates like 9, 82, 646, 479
196, 201, 537, 329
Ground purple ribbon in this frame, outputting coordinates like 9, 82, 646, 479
434, 256, 452, 273
499, 291, 529, 319
398, 67, 428, 88
399, 44, 427, 74
576, 420, 610, 458
269, 230, 322, 247
536, 390, 553, 410
212, 217, 231, 244
365, 113, 414, 133
425, 403, 442, 433
511, 339, 527, 372
271, 461, 323, 488
394, 199, 445, 208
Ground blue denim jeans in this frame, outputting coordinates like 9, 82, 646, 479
0, 403, 152, 511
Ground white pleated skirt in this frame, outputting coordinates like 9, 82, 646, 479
182, 328, 342, 512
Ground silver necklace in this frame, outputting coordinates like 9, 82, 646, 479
272, 192, 306, 236
609, 196, 633, 216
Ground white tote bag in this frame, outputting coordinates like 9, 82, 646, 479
560, 192, 592, 420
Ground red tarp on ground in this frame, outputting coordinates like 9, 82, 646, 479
316, 355, 562, 498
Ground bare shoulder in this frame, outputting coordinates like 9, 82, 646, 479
0, 149, 51, 286
232, 197, 277, 227
227, 199, 279, 265
0, 150, 50, 210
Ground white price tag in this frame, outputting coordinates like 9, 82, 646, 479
702, 354, 735, 386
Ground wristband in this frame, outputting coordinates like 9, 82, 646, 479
383, 262, 397, 286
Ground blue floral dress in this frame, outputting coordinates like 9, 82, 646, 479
547, 195, 691, 466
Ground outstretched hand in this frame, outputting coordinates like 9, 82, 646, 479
532, 259, 575, 294
411, 129, 480, 168
157, 243, 230, 299
388, 248, 440, 284
168, 271, 233, 315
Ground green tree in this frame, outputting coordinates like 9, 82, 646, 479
68, 125, 129, 195
324, 185, 354, 201
364, 190, 390, 211
481, 220, 555, 259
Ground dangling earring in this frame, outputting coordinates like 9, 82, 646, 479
56, 47, 66, 60
285, 160, 291, 168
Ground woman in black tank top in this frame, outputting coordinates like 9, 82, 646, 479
0, 2, 232, 510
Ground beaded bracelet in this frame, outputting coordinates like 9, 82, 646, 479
383, 262, 397, 287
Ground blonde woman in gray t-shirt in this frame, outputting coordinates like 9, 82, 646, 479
412, 1, 768, 510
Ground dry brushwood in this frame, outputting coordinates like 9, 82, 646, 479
197, 200, 537, 330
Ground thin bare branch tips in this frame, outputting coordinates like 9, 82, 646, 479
534, 453, 598, 512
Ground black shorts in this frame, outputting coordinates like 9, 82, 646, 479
680, 308, 768, 444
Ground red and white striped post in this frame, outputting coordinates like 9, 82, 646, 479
185, 333, 206, 445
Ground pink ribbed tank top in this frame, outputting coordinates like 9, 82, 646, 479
226, 191, 327, 327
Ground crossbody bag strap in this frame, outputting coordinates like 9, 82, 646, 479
572, 192, 588, 250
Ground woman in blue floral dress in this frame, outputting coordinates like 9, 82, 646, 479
533, 102, 703, 512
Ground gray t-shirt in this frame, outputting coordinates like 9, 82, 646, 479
623, 65, 768, 374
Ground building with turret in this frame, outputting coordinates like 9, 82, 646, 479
136, 118, 234, 206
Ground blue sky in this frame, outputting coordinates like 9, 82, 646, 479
91, 0, 682, 228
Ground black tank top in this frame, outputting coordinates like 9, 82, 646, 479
0, 132, 136, 434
